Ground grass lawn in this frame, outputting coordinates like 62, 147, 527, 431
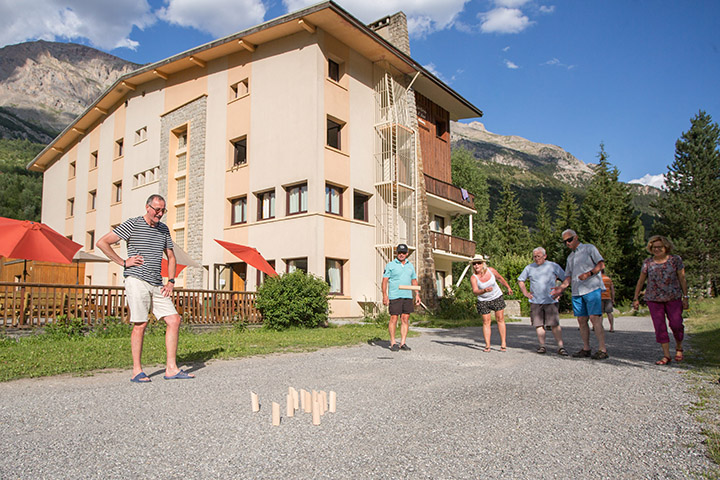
0, 323, 388, 383
684, 297, 720, 468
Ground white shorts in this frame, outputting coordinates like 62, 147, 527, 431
125, 276, 178, 323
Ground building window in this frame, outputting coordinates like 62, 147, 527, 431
67, 198, 74, 217
328, 59, 340, 82
431, 215, 445, 232
176, 177, 186, 199
327, 118, 343, 150
177, 153, 187, 172
175, 228, 185, 248
86, 230, 95, 250
90, 151, 98, 169
232, 137, 247, 167
257, 260, 275, 286
134, 126, 147, 144
257, 190, 275, 220
436, 119, 448, 138
176, 206, 185, 223
230, 78, 249, 99
325, 184, 342, 215
286, 183, 308, 215
69, 161, 76, 178
436, 270, 446, 297
88, 190, 97, 211
112, 182, 122, 203
231, 196, 247, 224
326, 258, 343, 294
177, 131, 187, 150
286, 258, 308, 273
353, 191, 370, 222
115, 138, 124, 157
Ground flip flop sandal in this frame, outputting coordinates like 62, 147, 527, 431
655, 356, 672, 365
674, 349, 684, 361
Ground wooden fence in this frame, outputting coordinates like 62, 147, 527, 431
0, 282, 260, 328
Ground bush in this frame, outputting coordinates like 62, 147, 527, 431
91, 316, 133, 338
434, 282, 477, 319
255, 270, 330, 330
43, 315, 86, 339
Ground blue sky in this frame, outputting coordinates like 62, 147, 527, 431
2, 0, 718, 186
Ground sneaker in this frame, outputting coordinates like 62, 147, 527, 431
399, 343, 411, 351
591, 350, 609, 360
390, 343, 399, 352
537, 346, 547, 354
557, 347, 569, 356
572, 349, 591, 358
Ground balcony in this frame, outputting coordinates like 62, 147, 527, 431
430, 231, 476, 258
424, 174, 475, 212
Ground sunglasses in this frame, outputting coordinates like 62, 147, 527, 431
148, 205, 167, 215
562, 236, 575, 244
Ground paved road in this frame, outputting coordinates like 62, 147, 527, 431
0, 316, 715, 479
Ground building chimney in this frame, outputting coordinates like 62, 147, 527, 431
367, 12, 410, 56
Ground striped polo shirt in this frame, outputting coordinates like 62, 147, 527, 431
114, 216, 173, 286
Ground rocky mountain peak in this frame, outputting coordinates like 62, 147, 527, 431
451, 120, 595, 187
0, 40, 139, 142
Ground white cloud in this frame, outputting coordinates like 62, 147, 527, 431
542, 57, 574, 69
283, 0, 470, 38
157, 0, 267, 37
494, 0, 531, 7
504, 59, 519, 69
539, 5, 555, 14
479, 7, 532, 34
0, 0, 154, 50
502, 46, 510, 52
629, 174, 666, 190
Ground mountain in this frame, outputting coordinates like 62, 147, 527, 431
0, 40, 139, 142
450, 120, 661, 231
451, 121, 596, 187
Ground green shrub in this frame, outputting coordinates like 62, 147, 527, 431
255, 270, 330, 330
91, 316, 133, 338
434, 282, 477, 319
43, 315, 86, 339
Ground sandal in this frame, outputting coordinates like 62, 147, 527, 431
500, 346, 507, 352
674, 349, 684, 362
655, 356, 672, 365
537, 346, 547, 354
483, 346, 491, 352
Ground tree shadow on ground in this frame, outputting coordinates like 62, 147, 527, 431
425, 320, 695, 372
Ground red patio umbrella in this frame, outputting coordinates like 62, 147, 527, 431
160, 244, 200, 277
0, 217, 82, 280
215, 239, 277, 277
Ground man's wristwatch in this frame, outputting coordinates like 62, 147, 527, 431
168, 278, 175, 284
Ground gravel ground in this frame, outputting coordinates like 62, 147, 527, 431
0, 315, 716, 479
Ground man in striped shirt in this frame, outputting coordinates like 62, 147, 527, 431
97, 194, 194, 382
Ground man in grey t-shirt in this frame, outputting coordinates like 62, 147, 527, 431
518, 247, 568, 356
551, 229, 608, 359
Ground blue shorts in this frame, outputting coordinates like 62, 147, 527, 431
572, 289, 602, 317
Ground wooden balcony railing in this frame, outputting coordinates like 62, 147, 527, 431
0, 282, 260, 328
430, 231, 476, 258
424, 174, 475, 210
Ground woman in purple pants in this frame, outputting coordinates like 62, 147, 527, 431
632, 235, 689, 365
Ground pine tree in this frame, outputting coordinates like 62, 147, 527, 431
655, 110, 720, 295
450, 147, 491, 251
532, 193, 556, 256
552, 187, 579, 265
492, 179, 530, 256
579, 143, 644, 299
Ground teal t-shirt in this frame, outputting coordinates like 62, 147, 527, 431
383, 258, 417, 299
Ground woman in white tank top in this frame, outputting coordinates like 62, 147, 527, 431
470, 255, 514, 352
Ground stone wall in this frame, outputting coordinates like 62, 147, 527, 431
159, 96, 207, 288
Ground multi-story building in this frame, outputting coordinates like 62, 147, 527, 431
29, 1, 482, 318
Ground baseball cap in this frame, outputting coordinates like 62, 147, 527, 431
396, 244, 409, 254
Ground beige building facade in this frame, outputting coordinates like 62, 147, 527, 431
30, 2, 481, 318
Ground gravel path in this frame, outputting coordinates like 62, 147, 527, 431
0, 315, 715, 479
